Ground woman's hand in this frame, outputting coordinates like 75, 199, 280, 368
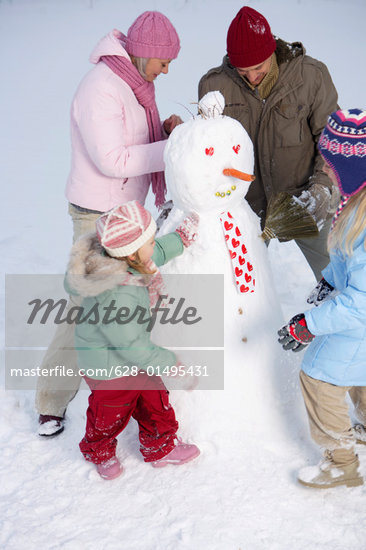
163, 114, 183, 135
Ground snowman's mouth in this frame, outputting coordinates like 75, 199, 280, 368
215, 168, 255, 198
215, 184, 237, 198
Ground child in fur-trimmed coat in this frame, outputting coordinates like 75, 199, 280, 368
66, 200, 200, 480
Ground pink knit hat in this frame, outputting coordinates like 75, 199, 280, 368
227, 6, 276, 68
125, 11, 180, 60
96, 201, 157, 257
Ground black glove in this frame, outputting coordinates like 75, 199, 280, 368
278, 313, 315, 352
307, 277, 334, 306
156, 200, 174, 232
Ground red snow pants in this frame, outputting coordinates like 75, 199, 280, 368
79, 373, 178, 464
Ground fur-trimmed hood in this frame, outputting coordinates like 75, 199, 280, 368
66, 232, 135, 298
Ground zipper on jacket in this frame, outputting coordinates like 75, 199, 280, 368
254, 97, 268, 196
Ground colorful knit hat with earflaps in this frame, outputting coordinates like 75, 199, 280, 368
96, 201, 157, 258
318, 108, 366, 198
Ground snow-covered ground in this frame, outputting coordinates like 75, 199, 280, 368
1, 1, 366, 549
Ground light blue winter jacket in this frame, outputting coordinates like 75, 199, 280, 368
302, 228, 366, 386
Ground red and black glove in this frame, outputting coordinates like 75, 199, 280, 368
277, 313, 315, 352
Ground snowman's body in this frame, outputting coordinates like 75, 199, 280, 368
159, 93, 288, 443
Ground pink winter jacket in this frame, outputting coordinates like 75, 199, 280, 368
65, 29, 167, 212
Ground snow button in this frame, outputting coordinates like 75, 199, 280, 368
198, 91, 225, 119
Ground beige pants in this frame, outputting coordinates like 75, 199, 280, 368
35, 205, 102, 416
295, 217, 332, 282
300, 370, 366, 466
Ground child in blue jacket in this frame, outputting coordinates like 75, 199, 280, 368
278, 108, 366, 489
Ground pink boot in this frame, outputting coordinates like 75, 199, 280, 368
96, 457, 123, 480
151, 439, 200, 468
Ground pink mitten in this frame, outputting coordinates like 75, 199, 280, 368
176, 213, 199, 248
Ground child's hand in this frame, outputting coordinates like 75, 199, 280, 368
278, 313, 314, 352
307, 277, 335, 306
178, 365, 199, 392
176, 213, 199, 248
163, 362, 199, 391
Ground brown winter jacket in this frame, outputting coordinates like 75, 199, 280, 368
199, 39, 340, 226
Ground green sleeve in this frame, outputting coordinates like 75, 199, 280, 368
152, 232, 184, 267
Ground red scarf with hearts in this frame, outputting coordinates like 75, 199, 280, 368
220, 211, 256, 293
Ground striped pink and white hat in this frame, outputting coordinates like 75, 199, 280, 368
96, 201, 157, 257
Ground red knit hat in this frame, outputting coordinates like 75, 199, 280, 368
96, 201, 156, 257
227, 6, 276, 68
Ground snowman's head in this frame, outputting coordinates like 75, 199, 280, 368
164, 91, 254, 215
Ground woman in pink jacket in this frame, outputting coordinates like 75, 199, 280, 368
36, 11, 182, 436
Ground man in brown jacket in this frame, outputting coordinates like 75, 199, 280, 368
199, 6, 339, 280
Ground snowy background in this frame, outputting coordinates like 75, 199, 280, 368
1, 0, 366, 548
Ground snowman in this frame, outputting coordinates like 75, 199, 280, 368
158, 92, 294, 445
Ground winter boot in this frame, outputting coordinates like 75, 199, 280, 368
38, 414, 65, 437
353, 424, 366, 445
96, 457, 123, 480
298, 454, 363, 489
150, 439, 200, 468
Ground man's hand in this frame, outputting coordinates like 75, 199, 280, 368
296, 184, 331, 230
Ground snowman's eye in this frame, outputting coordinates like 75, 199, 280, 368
233, 145, 241, 154
205, 147, 214, 156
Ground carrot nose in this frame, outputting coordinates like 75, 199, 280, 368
223, 168, 255, 182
